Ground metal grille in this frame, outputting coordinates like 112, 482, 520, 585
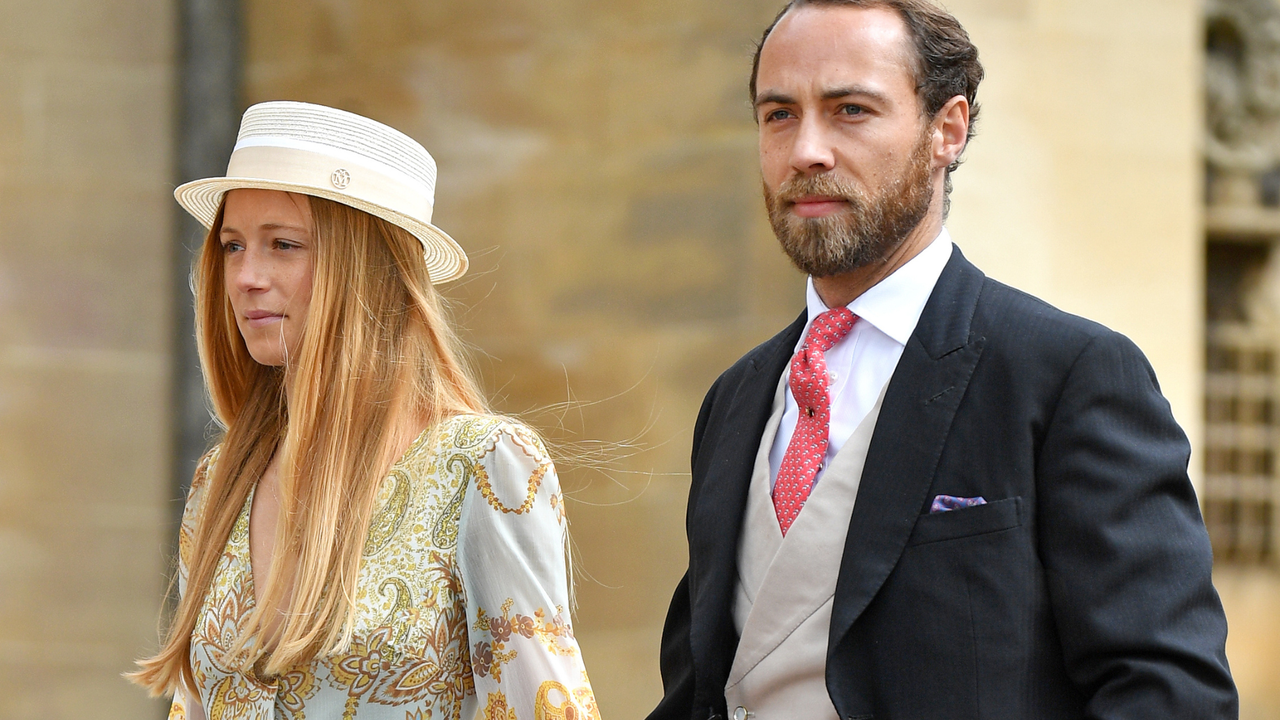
1204, 322, 1279, 563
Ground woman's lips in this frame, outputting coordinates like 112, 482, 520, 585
790, 196, 848, 218
243, 310, 284, 328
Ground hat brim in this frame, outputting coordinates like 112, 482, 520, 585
175, 177, 468, 284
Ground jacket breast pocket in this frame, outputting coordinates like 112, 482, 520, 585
906, 496, 1022, 547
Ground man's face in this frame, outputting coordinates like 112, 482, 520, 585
755, 4, 940, 277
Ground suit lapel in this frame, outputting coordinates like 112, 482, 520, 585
689, 311, 807, 697
828, 249, 988, 650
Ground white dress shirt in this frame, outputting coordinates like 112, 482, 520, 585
768, 229, 955, 490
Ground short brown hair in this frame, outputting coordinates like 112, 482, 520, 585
750, 0, 984, 176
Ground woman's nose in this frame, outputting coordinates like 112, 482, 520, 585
231, 252, 269, 292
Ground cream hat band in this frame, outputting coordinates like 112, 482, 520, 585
175, 101, 468, 284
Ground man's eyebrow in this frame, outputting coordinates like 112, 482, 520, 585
821, 85, 892, 105
754, 91, 796, 108
754, 85, 894, 108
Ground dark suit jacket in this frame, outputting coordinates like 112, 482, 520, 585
649, 249, 1237, 720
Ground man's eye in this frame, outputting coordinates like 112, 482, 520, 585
765, 109, 793, 122
840, 104, 864, 116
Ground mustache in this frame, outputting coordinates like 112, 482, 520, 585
773, 173, 863, 206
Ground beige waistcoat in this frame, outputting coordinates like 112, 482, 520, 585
725, 376, 888, 720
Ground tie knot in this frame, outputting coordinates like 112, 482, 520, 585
803, 307, 857, 354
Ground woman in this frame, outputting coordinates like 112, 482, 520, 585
130, 101, 598, 720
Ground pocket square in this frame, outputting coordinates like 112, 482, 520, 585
931, 494, 986, 513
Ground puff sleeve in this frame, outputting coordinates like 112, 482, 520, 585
456, 421, 599, 720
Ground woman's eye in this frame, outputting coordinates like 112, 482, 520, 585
221, 241, 243, 253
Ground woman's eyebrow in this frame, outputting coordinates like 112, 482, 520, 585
221, 222, 309, 234
260, 222, 309, 232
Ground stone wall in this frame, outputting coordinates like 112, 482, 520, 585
0, 0, 175, 717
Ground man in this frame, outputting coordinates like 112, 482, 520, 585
648, 1, 1237, 719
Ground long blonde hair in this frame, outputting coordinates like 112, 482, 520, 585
131, 194, 488, 695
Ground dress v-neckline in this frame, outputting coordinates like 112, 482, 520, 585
239, 424, 439, 613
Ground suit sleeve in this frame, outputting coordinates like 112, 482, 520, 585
1036, 331, 1237, 717
648, 375, 725, 720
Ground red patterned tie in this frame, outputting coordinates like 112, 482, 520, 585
774, 307, 857, 535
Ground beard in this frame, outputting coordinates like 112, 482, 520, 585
765, 129, 934, 278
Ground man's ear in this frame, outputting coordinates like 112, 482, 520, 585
932, 95, 970, 169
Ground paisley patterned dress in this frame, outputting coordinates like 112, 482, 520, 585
168, 415, 599, 720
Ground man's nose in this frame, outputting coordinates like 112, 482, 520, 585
790, 117, 836, 174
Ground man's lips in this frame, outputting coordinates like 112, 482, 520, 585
243, 310, 284, 328
789, 196, 849, 218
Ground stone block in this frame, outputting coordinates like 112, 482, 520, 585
0, 184, 172, 353
1214, 568, 1280, 720
577, 625, 668, 719
0, 361, 169, 512
18, 61, 172, 188
0, 0, 173, 63
0, 65, 20, 178
0, 361, 170, 714
0, 507, 167, 646
0, 650, 167, 720
946, 0, 1032, 20
568, 475, 689, 629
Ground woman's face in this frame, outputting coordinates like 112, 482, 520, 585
220, 189, 315, 367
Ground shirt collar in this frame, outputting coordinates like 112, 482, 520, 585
802, 228, 954, 347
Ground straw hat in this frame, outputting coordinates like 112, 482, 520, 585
175, 101, 468, 283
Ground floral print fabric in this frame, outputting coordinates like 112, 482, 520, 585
168, 415, 599, 720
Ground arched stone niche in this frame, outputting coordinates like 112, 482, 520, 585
1206, 0, 1280, 207
1203, 0, 1280, 204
